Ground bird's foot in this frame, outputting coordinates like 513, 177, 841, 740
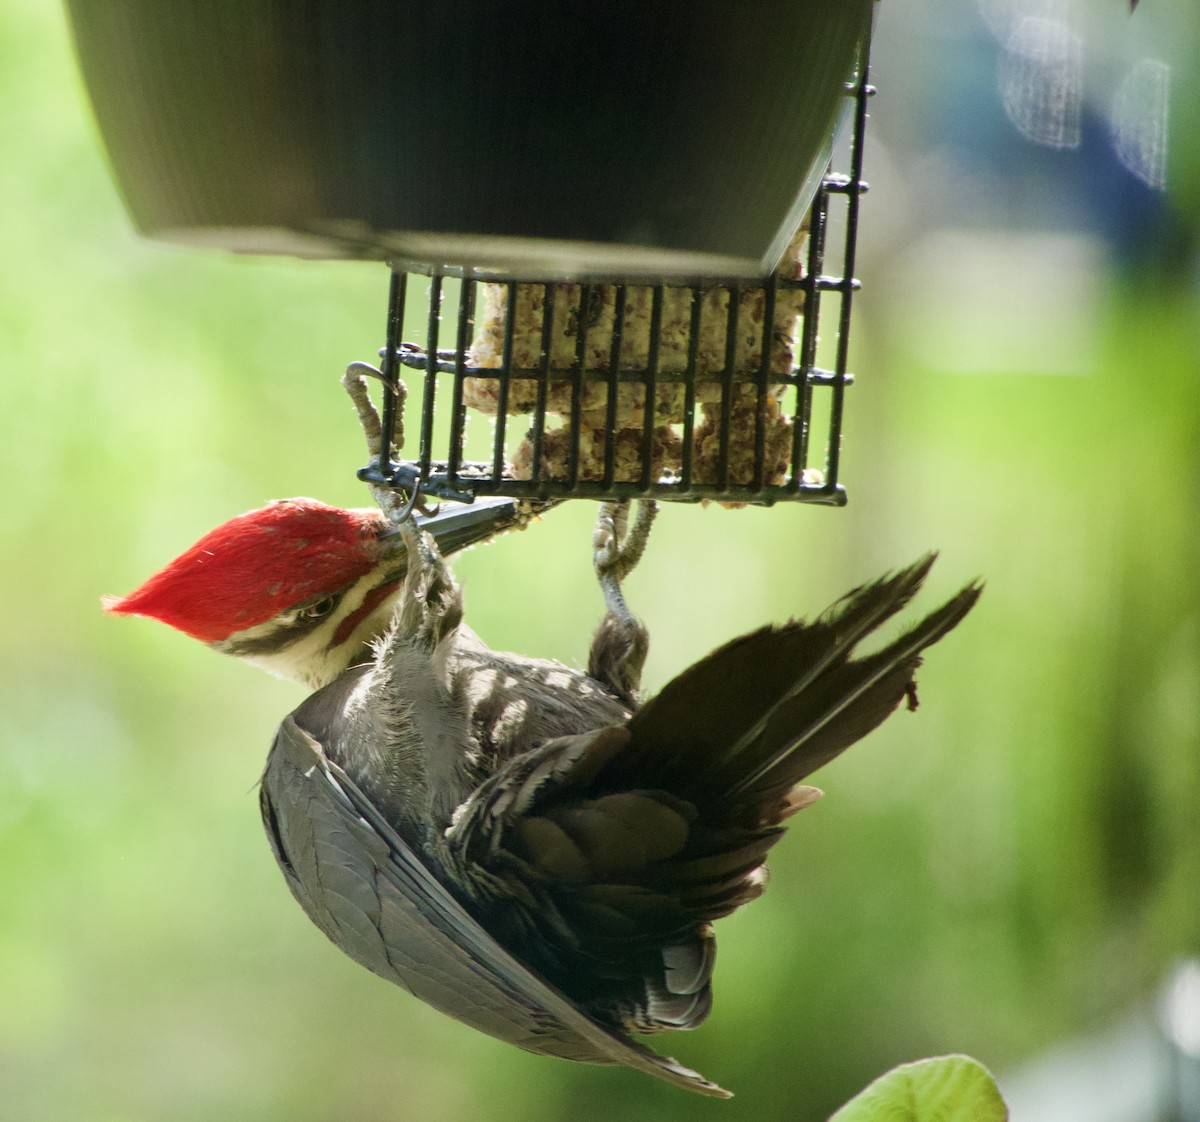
394, 513, 464, 651
592, 500, 658, 608
343, 362, 407, 459
588, 501, 656, 707
347, 364, 439, 518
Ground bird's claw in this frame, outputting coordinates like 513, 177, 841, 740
347, 364, 436, 522
588, 501, 656, 705
393, 482, 424, 523
343, 362, 407, 460
591, 505, 624, 581
369, 481, 419, 528
593, 501, 657, 588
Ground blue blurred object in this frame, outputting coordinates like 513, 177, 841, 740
900, 4, 1180, 271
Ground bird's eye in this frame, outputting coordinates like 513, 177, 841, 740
300, 596, 336, 621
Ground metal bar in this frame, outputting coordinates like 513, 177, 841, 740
639, 286, 664, 492
792, 176, 831, 490
602, 285, 625, 490
679, 287, 702, 489
807, 369, 857, 387
566, 284, 593, 488
492, 281, 516, 482
530, 284, 554, 484
446, 278, 475, 484
826, 54, 872, 491
419, 274, 443, 479
365, 460, 847, 506
822, 173, 870, 195
377, 268, 407, 470
716, 284, 741, 492
417, 359, 809, 387
751, 276, 777, 493
815, 276, 863, 293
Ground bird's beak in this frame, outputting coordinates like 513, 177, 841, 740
376, 496, 562, 562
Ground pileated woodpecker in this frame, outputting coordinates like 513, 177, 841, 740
108, 498, 980, 1096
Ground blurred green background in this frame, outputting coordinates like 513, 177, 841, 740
2, 2, 1197, 1120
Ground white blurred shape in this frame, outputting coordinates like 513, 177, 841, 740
1000, 1014, 1163, 1122
1110, 59, 1169, 190
999, 17, 1084, 148
976, 0, 1071, 43
976, 0, 1024, 42
1163, 960, 1200, 1056
1163, 962, 1200, 1121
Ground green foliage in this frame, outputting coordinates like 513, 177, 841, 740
830, 1056, 1007, 1122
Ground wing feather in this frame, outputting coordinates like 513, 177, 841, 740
262, 716, 728, 1097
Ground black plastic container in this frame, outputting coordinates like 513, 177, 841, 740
66, 0, 874, 279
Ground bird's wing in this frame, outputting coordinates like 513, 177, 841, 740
446, 725, 748, 1034
444, 642, 633, 771
445, 557, 982, 1032
259, 715, 729, 1098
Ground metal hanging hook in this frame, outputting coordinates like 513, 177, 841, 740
393, 477, 424, 524
346, 360, 400, 391
373, 476, 424, 535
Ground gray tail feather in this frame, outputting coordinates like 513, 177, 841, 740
720, 580, 982, 804
622, 556, 981, 817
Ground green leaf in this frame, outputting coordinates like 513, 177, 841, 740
829, 1055, 1008, 1122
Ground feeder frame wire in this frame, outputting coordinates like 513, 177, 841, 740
361, 45, 873, 509
828, 57, 874, 489
378, 270, 406, 474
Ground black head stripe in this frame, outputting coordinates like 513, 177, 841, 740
217, 589, 349, 657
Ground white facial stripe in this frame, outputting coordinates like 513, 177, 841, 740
215, 568, 405, 689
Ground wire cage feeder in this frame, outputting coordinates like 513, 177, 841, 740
361, 68, 872, 512
66, 0, 875, 511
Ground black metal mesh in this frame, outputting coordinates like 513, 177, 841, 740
359, 58, 872, 509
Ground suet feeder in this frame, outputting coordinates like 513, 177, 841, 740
67, 0, 876, 508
